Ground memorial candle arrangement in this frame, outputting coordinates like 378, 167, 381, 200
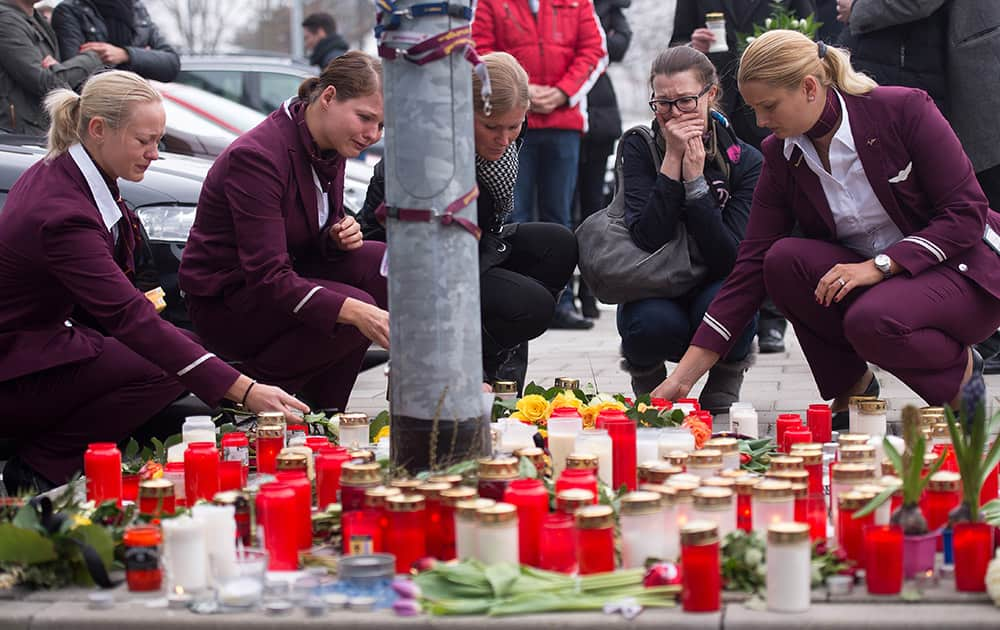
680, 521, 721, 612
766, 523, 811, 613
84, 442, 122, 505
619, 491, 665, 569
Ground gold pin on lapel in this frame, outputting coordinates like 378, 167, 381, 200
867, 138, 878, 146
794, 153, 804, 167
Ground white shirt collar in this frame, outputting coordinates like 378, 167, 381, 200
68, 143, 122, 232
783, 88, 855, 160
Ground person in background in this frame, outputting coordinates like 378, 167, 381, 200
33, 0, 58, 21
617, 46, 761, 412
178, 52, 389, 414
302, 11, 348, 71
0, 0, 102, 134
473, 0, 608, 330
0, 71, 306, 493
576, 0, 632, 320
652, 31, 1000, 428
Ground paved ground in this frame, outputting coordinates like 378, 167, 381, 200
347, 303, 1000, 434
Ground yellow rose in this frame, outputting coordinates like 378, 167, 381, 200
515, 394, 550, 425
70, 514, 92, 529
547, 391, 583, 416
636, 402, 649, 414
581, 400, 627, 429
580, 406, 599, 429
373, 426, 391, 444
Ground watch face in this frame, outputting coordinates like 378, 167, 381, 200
875, 255, 890, 272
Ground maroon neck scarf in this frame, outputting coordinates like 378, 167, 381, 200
805, 87, 841, 140
289, 98, 345, 190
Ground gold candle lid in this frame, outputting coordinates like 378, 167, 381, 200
689, 449, 723, 467
478, 457, 520, 480
839, 445, 876, 463
514, 447, 546, 471
666, 473, 702, 488
364, 485, 402, 509
734, 476, 761, 495
768, 522, 810, 544
641, 462, 683, 484
275, 452, 309, 471
556, 489, 595, 513
348, 449, 375, 463
639, 483, 676, 505
703, 437, 738, 454
794, 450, 823, 466
389, 478, 424, 494
575, 504, 614, 529
928, 471, 961, 492
554, 377, 580, 390
341, 462, 382, 485
879, 475, 902, 494
693, 486, 733, 508
852, 484, 882, 498
257, 411, 285, 426
212, 490, 247, 509
256, 425, 284, 439
428, 473, 464, 485
719, 468, 750, 479
752, 480, 793, 501
838, 433, 871, 447
838, 491, 871, 511
769, 456, 804, 471
832, 462, 877, 482
766, 470, 809, 485
477, 502, 518, 525
455, 497, 496, 519
857, 400, 887, 414
415, 481, 453, 500
669, 481, 699, 500
702, 476, 736, 489
620, 491, 664, 515
492, 380, 518, 394
680, 521, 719, 546
918, 406, 945, 427
386, 494, 426, 512
339, 412, 370, 427
440, 486, 477, 506
848, 395, 879, 408
790, 442, 824, 453
705, 12, 725, 20
565, 452, 600, 470
138, 478, 174, 498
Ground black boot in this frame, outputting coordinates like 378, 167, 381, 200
578, 279, 600, 319
495, 342, 529, 396
831, 373, 881, 431
620, 356, 667, 398
699, 354, 755, 415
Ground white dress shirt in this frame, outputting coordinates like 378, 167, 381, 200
783, 89, 903, 258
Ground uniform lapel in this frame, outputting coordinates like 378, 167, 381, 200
785, 145, 837, 237
280, 101, 321, 235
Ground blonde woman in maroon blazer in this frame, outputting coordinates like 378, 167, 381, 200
178, 52, 389, 412
0, 71, 306, 492
653, 31, 1000, 425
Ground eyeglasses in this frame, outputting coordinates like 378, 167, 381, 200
648, 84, 712, 114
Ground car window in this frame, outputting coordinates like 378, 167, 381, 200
259, 72, 305, 112
161, 99, 237, 140
179, 70, 244, 104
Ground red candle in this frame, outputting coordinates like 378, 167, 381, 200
417, 482, 452, 560
138, 479, 175, 517
339, 462, 381, 512
575, 505, 615, 574
439, 487, 476, 561
798, 450, 823, 495
555, 468, 599, 501
807, 404, 832, 445
953, 522, 994, 592
735, 478, 757, 532
84, 442, 122, 505
221, 431, 249, 464
775, 414, 803, 453
477, 458, 519, 501
596, 414, 637, 491
932, 443, 959, 473
275, 470, 313, 551
163, 461, 186, 508
342, 509, 382, 555
921, 471, 961, 535
184, 442, 220, 504
864, 525, 903, 594
650, 398, 672, 410
305, 436, 330, 453
837, 492, 874, 567
386, 494, 427, 574
122, 474, 140, 502
677, 398, 701, 411
364, 486, 401, 552
123, 525, 162, 592
255, 424, 285, 474
538, 513, 577, 573
219, 460, 245, 491
783, 428, 813, 455
255, 482, 299, 570
504, 479, 549, 567
680, 522, 721, 612
315, 446, 351, 509
696, 410, 713, 427
805, 492, 827, 542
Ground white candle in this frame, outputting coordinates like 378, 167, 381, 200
752, 481, 795, 534
192, 504, 237, 582
692, 488, 736, 539
853, 401, 887, 437
161, 515, 208, 592
675, 402, 698, 416
476, 503, 519, 565
182, 416, 216, 445
730, 409, 759, 439
620, 491, 665, 569
767, 523, 812, 613
575, 429, 613, 487
454, 498, 495, 561
635, 428, 661, 468
657, 428, 696, 457
548, 416, 582, 480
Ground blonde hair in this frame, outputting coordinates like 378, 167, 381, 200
473, 52, 529, 117
738, 30, 877, 96
44, 70, 161, 160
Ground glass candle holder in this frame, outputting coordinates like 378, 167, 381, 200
513, 446, 547, 478
163, 462, 186, 508
775, 414, 803, 453
807, 404, 832, 445
670, 482, 698, 532
556, 468, 599, 502
688, 449, 723, 480
315, 446, 351, 510
255, 424, 285, 474
837, 492, 874, 568
124, 525, 163, 592
477, 457, 519, 502
138, 479, 175, 517
184, 442, 220, 505
84, 442, 122, 506
797, 450, 824, 495
305, 436, 330, 453
692, 487, 735, 539
476, 502, 519, 565
338, 413, 370, 449
705, 11, 728, 52
854, 400, 887, 437
922, 471, 961, 534
620, 491, 665, 569
575, 429, 613, 487
386, 494, 427, 574
219, 460, 245, 492
641, 463, 684, 485
221, 431, 249, 468
538, 513, 577, 573
274, 470, 313, 551
847, 396, 878, 434
658, 427, 696, 457
665, 450, 689, 470
830, 463, 877, 522
438, 487, 476, 561
363, 485, 401, 552
953, 522, 993, 592
213, 491, 251, 547
730, 407, 759, 439
783, 428, 814, 455
766, 522, 811, 613
416, 482, 453, 560
340, 462, 382, 512
703, 438, 740, 471
215, 547, 268, 611
556, 488, 595, 515
751, 481, 794, 533
454, 498, 496, 561
553, 377, 580, 390
769, 455, 804, 472
575, 505, 615, 574
734, 476, 759, 532
641, 484, 679, 560
548, 415, 583, 480
804, 492, 827, 542
182, 415, 216, 447
596, 416, 637, 491
504, 479, 548, 567
161, 514, 208, 592
636, 428, 662, 468
680, 521, 721, 612
839, 445, 876, 466
863, 525, 903, 595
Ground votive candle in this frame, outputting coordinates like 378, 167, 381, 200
386, 494, 427, 574
503, 479, 548, 567
575, 505, 615, 574
538, 513, 577, 573
476, 502, 519, 565
84, 442, 122, 506
837, 492, 874, 567
620, 491, 665, 569
274, 470, 313, 550
596, 415, 637, 491
863, 525, 903, 595
680, 521, 721, 612
161, 514, 207, 592
315, 446, 351, 509
184, 442, 220, 505
807, 404, 832, 445
454, 498, 495, 561
775, 414, 803, 453
766, 522, 811, 612
255, 482, 299, 570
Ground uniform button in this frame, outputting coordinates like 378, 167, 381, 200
958, 263, 968, 272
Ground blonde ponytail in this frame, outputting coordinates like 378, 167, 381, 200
738, 30, 877, 95
44, 89, 83, 160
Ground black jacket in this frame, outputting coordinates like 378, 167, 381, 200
52, 0, 179, 82
585, 0, 631, 143
309, 32, 349, 71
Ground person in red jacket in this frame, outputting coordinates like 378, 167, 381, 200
473, 0, 608, 329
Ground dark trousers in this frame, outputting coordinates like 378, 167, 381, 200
0, 336, 186, 484
188, 241, 387, 411
617, 280, 758, 369
576, 136, 615, 299
764, 238, 1000, 404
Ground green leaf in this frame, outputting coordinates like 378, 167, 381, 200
162, 432, 182, 452
150, 437, 165, 464
518, 456, 538, 479
369, 410, 390, 442
66, 524, 115, 586
523, 382, 546, 397
218, 423, 237, 436
124, 438, 139, 460
853, 486, 895, 519
0, 523, 57, 564
12, 504, 44, 533
980, 438, 1000, 490
483, 563, 521, 598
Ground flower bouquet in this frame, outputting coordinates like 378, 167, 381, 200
737, 1, 822, 52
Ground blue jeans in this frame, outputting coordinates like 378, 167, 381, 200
617, 280, 758, 369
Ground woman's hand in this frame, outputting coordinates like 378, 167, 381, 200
245, 383, 310, 418
650, 345, 720, 401
330, 216, 364, 251
682, 135, 706, 183
690, 28, 716, 54
339, 297, 390, 349
651, 374, 692, 401
661, 112, 704, 160
815, 260, 883, 306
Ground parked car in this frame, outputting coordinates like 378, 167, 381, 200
156, 81, 266, 135
177, 56, 315, 114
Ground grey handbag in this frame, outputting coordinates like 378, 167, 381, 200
575, 125, 708, 304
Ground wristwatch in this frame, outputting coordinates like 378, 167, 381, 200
874, 254, 893, 279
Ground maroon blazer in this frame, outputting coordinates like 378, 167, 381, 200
692, 87, 1000, 355
0, 146, 239, 403
178, 101, 352, 332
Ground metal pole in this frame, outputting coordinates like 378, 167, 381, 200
290, 0, 304, 60
382, 1, 486, 473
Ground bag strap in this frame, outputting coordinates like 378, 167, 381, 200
607, 125, 663, 219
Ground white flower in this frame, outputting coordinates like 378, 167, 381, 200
764, 18, 772, 28
745, 548, 764, 567
746, 36, 756, 43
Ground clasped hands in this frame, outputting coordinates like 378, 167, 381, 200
529, 84, 568, 115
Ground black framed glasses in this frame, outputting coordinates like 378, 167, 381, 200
648, 84, 712, 114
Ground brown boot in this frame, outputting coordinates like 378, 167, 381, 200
698, 355, 755, 415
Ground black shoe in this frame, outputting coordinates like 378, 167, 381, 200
831, 373, 881, 431
549, 306, 594, 330
757, 327, 785, 354
580, 295, 601, 319
2, 455, 56, 496
985, 355, 1000, 375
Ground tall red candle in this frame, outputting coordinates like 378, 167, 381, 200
864, 525, 903, 595
163, 461, 186, 508
539, 513, 577, 573
953, 522, 993, 592
797, 450, 824, 495
806, 404, 832, 445
417, 482, 452, 560
775, 414, 802, 453
305, 436, 330, 453
504, 478, 549, 567
575, 505, 615, 574
597, 414, 637, 491
219, 460, 245, 491
275, 470, 313, 550
805, 492, 827, 542
922, 471, 961, 534
783, 428, 813, 455
315, 446, 351, 509
84, 442, 122, 505
255, 482, 299, 570
837, 492, 874, 567
122, 474, 140, 502
735, 477, 757, 532
439, 487, 476, 561
386, 494, 427, 574
255, 425, 284, 474
184, 442, 220, 505
680, 522, 721, 612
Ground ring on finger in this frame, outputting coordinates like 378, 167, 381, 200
837, 278, 846, 287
